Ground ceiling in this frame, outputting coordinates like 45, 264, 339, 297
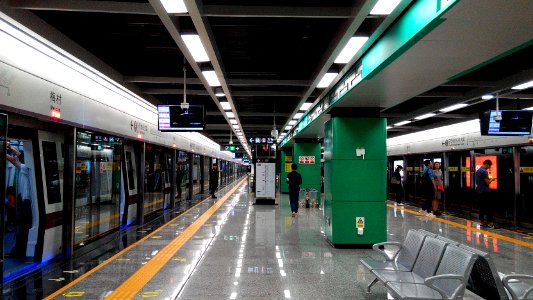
3, 0, 533, 154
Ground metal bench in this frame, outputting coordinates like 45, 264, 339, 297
366, 236, 448, 293
360, 229, 427, 292
458, 244, 510, 300
385, 244, 478, 300
502, 275, 533, 300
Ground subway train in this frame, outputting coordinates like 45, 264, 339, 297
0, 13, 245, 281
387, 119, 533, 229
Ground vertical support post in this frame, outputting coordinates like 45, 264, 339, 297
63, 127, 76, 258
324, 117, 387, 246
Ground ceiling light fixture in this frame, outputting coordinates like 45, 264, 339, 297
299, 103, 313, 111
160, 0, 187, 13
334, 36, 369, 64
181, 34, 209, 62
230, 119, 237, 124
226, 112, 234, 118
414, 113, 436, 120
511, 80, 533, 90
220, 101, 231, 111
202, 70, 221, 86
481, 94, 494, 100
288, 120, 297, 125
317, 72, 338, 88
285, 125, 293, 130
439, 103, 468, 113
232, 124, 239, 129
293, 112, 304, 119
370, 0, 401, 15
394, 120, 411, 127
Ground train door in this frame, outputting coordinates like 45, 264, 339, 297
74, 131, 122, 245
37, 130, 64, 262
122, 144, 138, 227
163, 151, 172, 209
4, 136, 39, 275
203, 156, 210, 193
518, 146, 533, 228
175, 151, 190, 201
445, 151, 472, 214
192, 154, 201, 195
144, 144, 163, 215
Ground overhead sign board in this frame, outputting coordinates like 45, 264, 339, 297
248, 137, 274, 144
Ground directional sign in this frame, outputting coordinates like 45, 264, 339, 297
248, 137, 274, 144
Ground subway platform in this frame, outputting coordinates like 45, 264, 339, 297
5, 177, 533, 299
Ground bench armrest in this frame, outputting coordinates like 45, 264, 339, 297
425, 274, 466, 300
372, 242, 402, 261
502, 274, 533, 299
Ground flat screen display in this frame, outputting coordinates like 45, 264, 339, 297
158, 104, 205, 131
480, 110, 532, 136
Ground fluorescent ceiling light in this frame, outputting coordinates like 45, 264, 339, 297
370, 0, 401, 15
523, 107, 533, 111
232, 124, 239, 129
285, 125, 293, 130
481, 94, 494, 100
439, 103, 468, 113
288, 120, 297, 125
334, 37, 369, 64
226, 112, 234, 118
215, 88, 225, 97
181, 35, 209, 62
230, 119, 237, 124
414, 113, 436, 120
386, 126, 392, 130
160, 0, 187, 13
299, 102, 313, 111
317, 72, 338, 88
511, 80, 533, 90
202, 70, 220, 86
394, 120, 411, 127
220, 101, 231, 110
293, 112, 304, 119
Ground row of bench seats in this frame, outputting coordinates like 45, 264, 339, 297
360, 229, 533, 299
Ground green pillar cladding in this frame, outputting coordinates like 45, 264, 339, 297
280, 150, 292, 193
293, 142, 321, 205
324, 118, 387, 246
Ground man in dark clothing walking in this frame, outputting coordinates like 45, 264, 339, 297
476, 159, 496, 228
209, 163, 219, 198
286, 163, 302, 217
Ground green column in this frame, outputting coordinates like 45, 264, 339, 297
324, 118, 387, 246
293, 142, 321, 205
280, 150, 293, 193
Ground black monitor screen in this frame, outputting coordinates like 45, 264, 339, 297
480, 110, 532, 136
158, 105, 205, 131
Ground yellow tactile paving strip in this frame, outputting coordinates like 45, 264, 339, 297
388, 204, 533, 249
44, 177, 247, 300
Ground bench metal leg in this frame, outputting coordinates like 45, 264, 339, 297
367, 278, 379, 293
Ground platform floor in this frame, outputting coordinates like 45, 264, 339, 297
5, 177, 533, 299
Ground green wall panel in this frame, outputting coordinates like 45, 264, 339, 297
325, 159, 386, 202
325, 201, 387, 245
280, 151, 292, 193
325, 118, 386, 161
294, 142, 321, 204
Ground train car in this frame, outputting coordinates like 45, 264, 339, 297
0, 12, 244, 281
387, 119, 533, 229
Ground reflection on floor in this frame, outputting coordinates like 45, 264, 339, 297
4, 179, 533, 299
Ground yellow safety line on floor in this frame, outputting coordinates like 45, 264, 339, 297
388, 204, 533, 249
106, 177, 247, 299
44, 177, 247, 300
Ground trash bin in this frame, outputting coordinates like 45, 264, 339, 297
299, 189, 318, 208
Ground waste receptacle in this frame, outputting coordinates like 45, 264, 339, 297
299, 189, 318, 208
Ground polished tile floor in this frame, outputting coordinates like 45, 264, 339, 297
5, 178, 533, 299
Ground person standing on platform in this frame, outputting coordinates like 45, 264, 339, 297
433, 162, 443, 216
421, 160, 436, 216
286, 163, 302, 217
209, 163, 219, 198
476, 159, 496, 228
